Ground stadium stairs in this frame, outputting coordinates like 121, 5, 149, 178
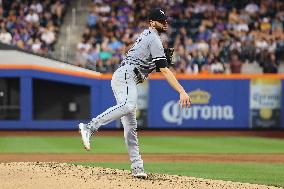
53, 0, 91, 64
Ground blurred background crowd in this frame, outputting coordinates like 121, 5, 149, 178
0, 0, 68, 56
1, 0, 284, 74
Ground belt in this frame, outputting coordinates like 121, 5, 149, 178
119, 61, 136, 67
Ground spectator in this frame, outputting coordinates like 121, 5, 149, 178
30, 0, 43, 13
245, 1, 259, 15
41, 27, 56, 46
260, 17, 271, 32
31, 38, 42, 53
51, 0, 65, 25
185, 38, 196, 53
228, 8, 239, 24
0, 27, 12, 44
272, 17, 283, 32
108, 36, 123, 52
87, 9, 98, 28
75, 38, 92, 67
196, 25, 211, 42
210, 60, 225, 73
261, 53, 278, 73
230, 53, 243, 73
25, 9, 39, 24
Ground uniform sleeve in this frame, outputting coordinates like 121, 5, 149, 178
149, 38, 168, 68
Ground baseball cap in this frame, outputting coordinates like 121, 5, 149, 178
148, 8, 167, 21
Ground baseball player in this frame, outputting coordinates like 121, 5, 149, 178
79, 8, 191, 179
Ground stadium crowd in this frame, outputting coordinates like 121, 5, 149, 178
75, 0, 284, 74
0, 0, 68, 56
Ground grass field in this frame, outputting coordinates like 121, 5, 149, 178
77, 162, 284, 187
0, 135, 284, 187
1, 136, 284, 153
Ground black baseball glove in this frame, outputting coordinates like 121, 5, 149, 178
164, 48, 175, 67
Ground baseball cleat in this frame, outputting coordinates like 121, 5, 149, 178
78, 123, 92, 151
132, 167, 148, 179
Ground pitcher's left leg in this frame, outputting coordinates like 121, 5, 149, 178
121, 111, 147, 178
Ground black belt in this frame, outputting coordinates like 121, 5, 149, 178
119, 61, 136, 67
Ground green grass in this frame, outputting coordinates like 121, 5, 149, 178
0, 136, 284, 153
75, 162, 284, 187
1, 135, 284, 187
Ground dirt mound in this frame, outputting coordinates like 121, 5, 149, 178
0, 162, 281, 189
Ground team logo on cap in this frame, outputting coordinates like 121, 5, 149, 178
160, 10, 165, 15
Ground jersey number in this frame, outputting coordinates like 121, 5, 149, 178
128, 31, 150, 53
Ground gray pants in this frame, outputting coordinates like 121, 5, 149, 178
90, 65, 143, 169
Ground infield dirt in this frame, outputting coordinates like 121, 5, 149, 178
0, 162, 282, 189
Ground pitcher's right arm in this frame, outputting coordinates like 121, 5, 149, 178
159, 67, 191, 108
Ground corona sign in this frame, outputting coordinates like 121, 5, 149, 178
148, 80, 249, 128
162, 89, 234, 125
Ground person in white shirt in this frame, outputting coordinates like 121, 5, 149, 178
245, 2, 259, 14
0, 28, 12, 44
41, 28, 55, 45
30, 1, 43, 13
25, 9, 39, 24
31, 38, 42, 53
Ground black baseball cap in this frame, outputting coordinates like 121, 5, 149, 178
148, 8, 167, 21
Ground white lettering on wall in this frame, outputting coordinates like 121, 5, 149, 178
162, 100, 234, 125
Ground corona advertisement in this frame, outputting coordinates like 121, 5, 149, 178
148, 80, 249, 128
250, 79, 282, 128
162, 89, 234, 125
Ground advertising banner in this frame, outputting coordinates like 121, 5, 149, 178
250, 79, 282, 128
148, 79, 250, 129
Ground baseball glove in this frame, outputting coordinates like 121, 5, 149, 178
164, 48, 175, 66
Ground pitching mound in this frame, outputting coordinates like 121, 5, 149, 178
0, 162, 281, 189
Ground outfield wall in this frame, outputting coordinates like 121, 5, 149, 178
0, 50, 283, 130
149, 75, 283, 129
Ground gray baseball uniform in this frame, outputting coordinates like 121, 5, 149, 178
87, 27, 167, 169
